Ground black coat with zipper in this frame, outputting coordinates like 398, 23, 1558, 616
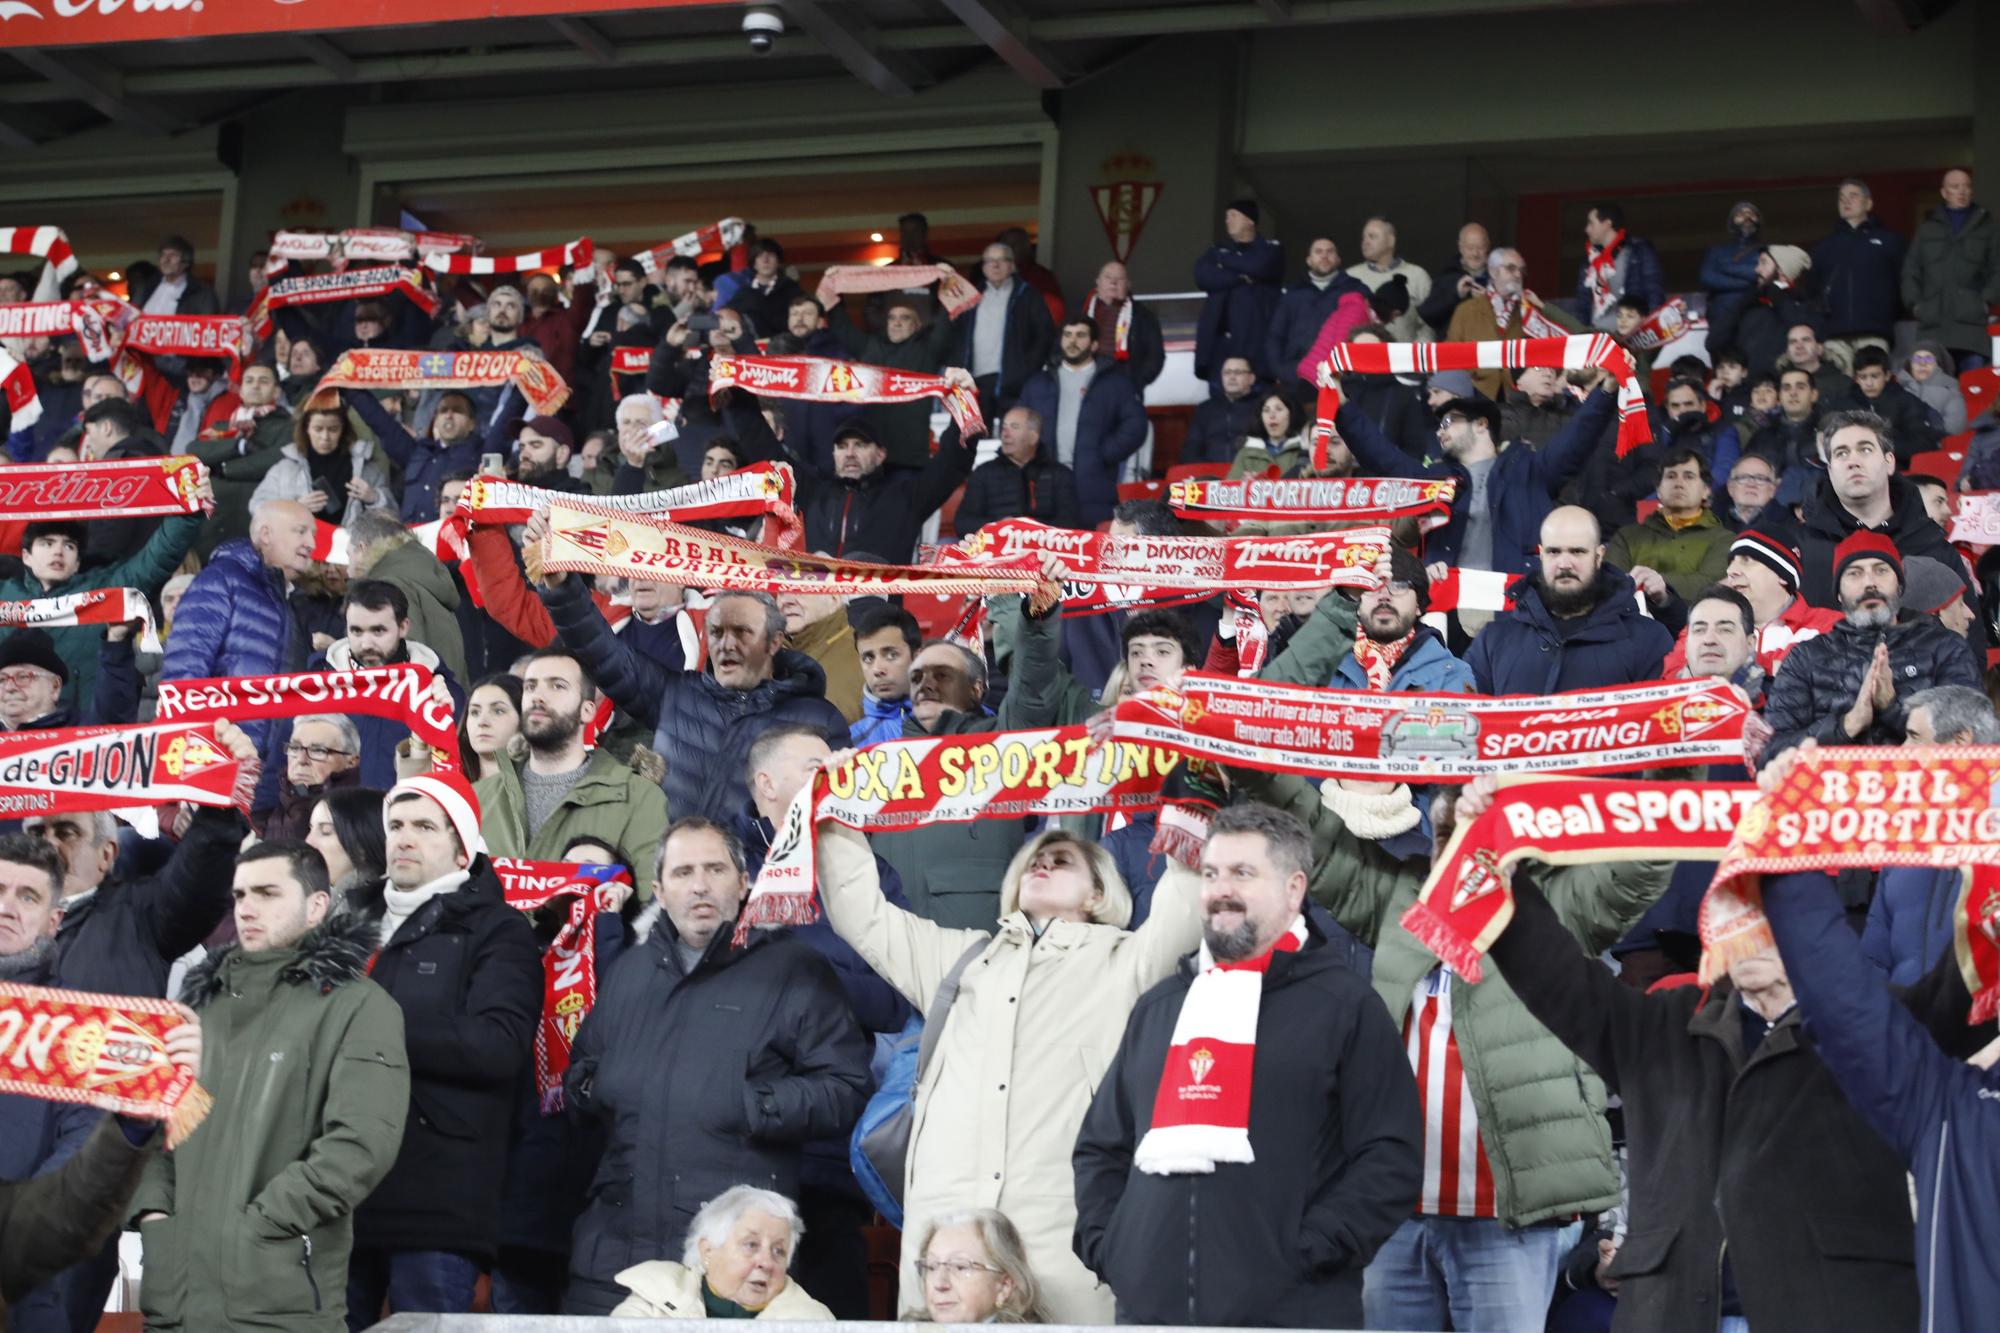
1487, 878, 1922, 1333
1072, 921, 1421, 1328
562, 913, 870, 1293
348, 857, 543, 1260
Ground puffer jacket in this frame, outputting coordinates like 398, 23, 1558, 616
187, 411, 292, 557
134, 913, 408, 1333
1861, 866, 1965, 988
1793, 472, 1967, 610
1465, 567, 1676, 695
1901, 203, 2000, 352
816, 822, 1203, 1324
1763, 613, 1982, 761
0, 513, 200, 712
159, 538, 297, 694
1234, 767, 1669, 1230
539, 576, 848, 821
249, 438, 398, 529
562, 911, 869, 1300
475, 746, 670, 901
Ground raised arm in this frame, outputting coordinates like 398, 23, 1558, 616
539, 574, 668, 734
814, 821, 990, 1012
1334, 399, 1442, 480
1529, 386, 1617, 496
341, 388, 419, 470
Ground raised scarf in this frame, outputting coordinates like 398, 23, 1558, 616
1354, 627, 1416, 691
494, 858, 631, 1111
203, 400, 281, 442
1134, 917, 1307, 1175
267, 228, 480, 268
0, 588, 160, 652
1084, 292, 1133, 361
1112, 672, 1751, 785
1314, 335, 1648, 465
629, 218, 747, 274
0, 981, 212, 1147
1168, 474, 1455, 529
0, 457, 210, 521
1486, 285, 1565, 340
0, 298, 126, 361
0, 720, 254, 818
153, 663, 461, 772
308, 346, 570, 417
423, 237, 593, 276
1, 347, 39, 431
249, 266, 438, 339
945, 518, 1393, 595
1584, 228, 1628, 320
707, 353, 985, 439
1623, 296, 1704, 352
0, 226, 80, 301
817, 265, 982, 318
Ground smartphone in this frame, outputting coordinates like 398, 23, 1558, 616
479, 452, 505, 476
684, 313, 720, 334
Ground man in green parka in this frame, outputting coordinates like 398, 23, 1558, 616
132, 841, 408, 1333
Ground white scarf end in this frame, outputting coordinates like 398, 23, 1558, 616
1134, 1125, 1255, 1176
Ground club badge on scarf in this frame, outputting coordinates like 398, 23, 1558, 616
948, 519, 1391, 594
1167, 475, 1456, 529
0, 299, 128, 362
0, 588, 160, 652
707, 354, 985, 440
0, 721, 252, 817
741, 727, 1184, 939
0, 982, 212, 1147
1135, 917, 1306, 1175
495, 859, 631, 1111
1486, 286, 1567, 340
309, 346, 569, 417
816, 265, 982, 318
1113, 673, 1751, 784
153, 664, 460, 773
0, 457, 210, 522
541, 500, 1045, 597
1702, 746, 2000, 1021
1314, 335, 1648, 465
1400, 778, 1758, 982
2, 347, 42, 431
123, 314, 252, 363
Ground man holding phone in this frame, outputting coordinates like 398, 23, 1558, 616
342, 385, 529, 523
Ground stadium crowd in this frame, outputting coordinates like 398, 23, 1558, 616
0, 164, 1997, 1333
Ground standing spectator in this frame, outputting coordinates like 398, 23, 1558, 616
251, 406, 397, 529
1266, 237, 1370, 387
1498, 364, 1577, 450
346, 774, 542, 1325
814, 803, 1202, 1320
1072, 802, 1421, 1329
819, 267, 964, 468
347, 512, 469, 685
161, 500, 317, 728
959, 241, 1054, 421
516, 271, 595, 388
1733, 245, 1818, 380
778, 589, 864, 724
1837, 345, 1944, 461
726, 238, 805, 340
133, 235, 220, 316
1699, 201, 1764, 351
951, 405, 1081, 534
261, 714, 362, 843
133, 842, 409, 1333
1901, 167, 1999, 370
863, 211, 948, 332
560, 818, 868, 1315
1746, 366, 1825, 477
1345, 216, 1432, 345
850, 604, 920, 746
1897, 342, 1969, 438
528, 537, 847, 820
1080, 260, 1164, 389
187, 363, 292, 556
791, 420, 973, 563
1193, 199, 1284, 381
1466, 506, 1675, 693
1442, 249, 1584, 398
995, 227, 1065, 328
1605, 448, 1736, 601
472, 648, 668, 896
1812, 178, 1908, 360
1017, 319, 1148, 527
298, 580, 463, 790
1575, 202, 1665, 333
1761, 532, 1982, 759
1417, 222, 1493, 336
341, 386, 526, 524
1794, 410, 1966, 609
1178, 356, 1265, 467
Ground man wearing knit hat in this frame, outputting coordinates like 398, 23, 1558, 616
1194, 200, 1284, 383
1761, 529, 1981, 764
1676, 530, 1843, 677
347, 771, 542, 1323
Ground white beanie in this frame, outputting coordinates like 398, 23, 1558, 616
386, 772, 486, 859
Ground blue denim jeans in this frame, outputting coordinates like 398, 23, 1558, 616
1363, 1215, 1564, 1332
345, 1248, 480, 1331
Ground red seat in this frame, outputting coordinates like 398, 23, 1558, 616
1963, 366, 1997, 420
1636, 498, 1659, 523
1117, 480, 1165, 502
1907, 450, 1964, 484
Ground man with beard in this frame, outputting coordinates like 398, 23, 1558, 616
511, 415, 581, 489
474, 649, 668, 900
1762, 531, 1981, 760
1467, 506, 1674, 694
1793, 410, 1968, 610
1073, 802, 1421, 1328
1266, 237, 1371, 388
1017, 318, 1148, 527
295, 580, 464, 790
1258, 550, 1474, 698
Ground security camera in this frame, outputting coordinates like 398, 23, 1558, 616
743, 7, 784, 55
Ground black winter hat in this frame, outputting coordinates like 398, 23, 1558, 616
1367, 274, 1411, 321
0, 629, 68, 684
1227, 198, 1261, 224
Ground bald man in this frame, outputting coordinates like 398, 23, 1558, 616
1080, 260, 1164, 387
1418, 222, 1494, 334
1465, 505, 1675, 694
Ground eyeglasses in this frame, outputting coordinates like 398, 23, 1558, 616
284, 743, 353, 763
1911, 353, 1938, 365
916, 1258, 1003, 1282
1729, 473, 1777, 487
0, 668, 56, 689
1378, 580, 1418, 597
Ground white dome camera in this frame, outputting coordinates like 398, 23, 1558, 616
743, 7, 784, 56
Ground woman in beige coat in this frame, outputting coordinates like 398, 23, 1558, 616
816, 819, 1202, 1323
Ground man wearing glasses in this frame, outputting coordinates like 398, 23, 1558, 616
1718, 454, 1789, 538
262, 713, 361, 842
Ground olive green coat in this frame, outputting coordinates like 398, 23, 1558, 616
475, 745, 671, 900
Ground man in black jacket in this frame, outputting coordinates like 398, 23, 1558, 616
347, 773, 542, 1327
1178, 356, 1265, 468
795, 420, 973, 562
1485, 860, 1927, 1332
1073, 802, 1420, 1328
561, 816, 869, 1315
951, 405, 1081, 535
1793, 409, 1970, 610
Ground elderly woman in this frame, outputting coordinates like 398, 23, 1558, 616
251, 405, 397, 527
609, 1186, 833, 1320
904, 1208, 1050, 1324
815, 814, 1201, 1322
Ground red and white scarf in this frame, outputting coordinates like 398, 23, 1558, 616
1084, 292, 1133, 362
0, 226, 80, 302
1354, 628, 1415, 692
817, 265, 982, 318
0, 720, 254, 817
708, 353, 985, 439
268, 228, 480, 270
1134, 917, 1307, 1175
629, 218, 747, 274
153, 664, 461, 773
1583, 229, 1628, 321
309, 346, 570, 417
0, 299, 126, 362
494, 858, 630, 1110
1485, 286, 1565, 340
1, 347, 38, 431
203, 400, 281, 442
249, 266, 439, 338
1315, 335, 1649, 465
0, 457, 210, 521
0, 587, 159, 652
423, 237, 593, 276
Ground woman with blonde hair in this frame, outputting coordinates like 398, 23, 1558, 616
903, 1208, 1050, 1323
609, 1185, 833, 1320
814, 797, 1202, 1322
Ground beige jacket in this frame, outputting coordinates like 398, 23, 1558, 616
609, 1261, 834, 1320
816, 823, 1202, 1324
